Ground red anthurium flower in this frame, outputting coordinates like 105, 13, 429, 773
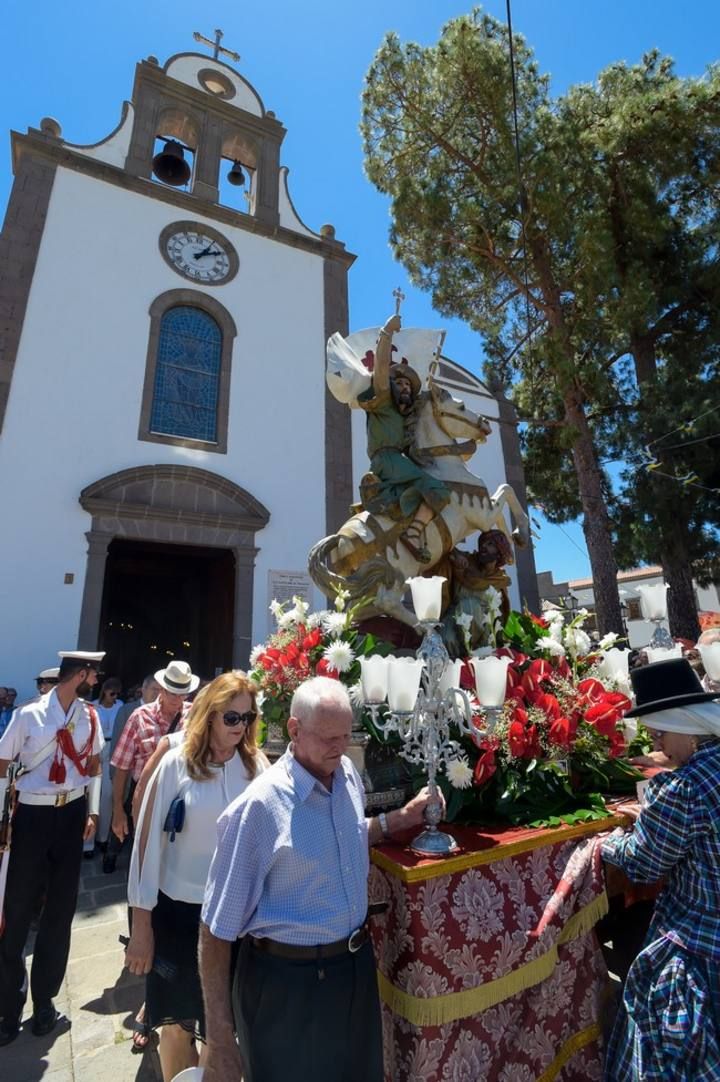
521, 659, 553, 694
315, 658, 340, 679
473, 746, 497, 786
585, 701, 620, 737
608, 728, 626, 758
527, 690, 562, 721
530, 614, 549, 629
508, 720, 528, 757
496, 647, 528, 668
507, 685, 527, 707
577, 677, 607, 705
302, 628, 322, 651
525, 724, 542, 759
554, 657, 572, 681
548, 715, 576, 749
460, 660, 475, 691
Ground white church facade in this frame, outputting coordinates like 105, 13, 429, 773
0, 47, 537, 696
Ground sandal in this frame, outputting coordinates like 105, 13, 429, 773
131, 1011, 150, 1054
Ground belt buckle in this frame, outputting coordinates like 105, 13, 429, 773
347, 927, 365, 954
55, 792, 68, 807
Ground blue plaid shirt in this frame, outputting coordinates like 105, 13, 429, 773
602, 741, 720, 962
202, 749, 369, 946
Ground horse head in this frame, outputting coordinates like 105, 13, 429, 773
429, 382, 491, 444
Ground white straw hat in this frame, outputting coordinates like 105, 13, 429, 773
154, 660, 199, 695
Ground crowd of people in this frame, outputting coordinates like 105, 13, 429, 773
0, 637, 718, 1080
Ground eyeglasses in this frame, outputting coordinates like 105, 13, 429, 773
223, 709, 257, 727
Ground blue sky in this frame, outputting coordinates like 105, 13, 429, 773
2, 1, 718, 583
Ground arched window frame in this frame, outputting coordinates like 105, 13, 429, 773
139, 289, 237, 453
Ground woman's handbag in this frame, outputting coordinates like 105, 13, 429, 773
163, 778, 190, 842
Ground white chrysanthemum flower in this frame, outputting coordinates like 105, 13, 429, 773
538, 637, 566, 657
306, 609, 330, 629
446, 757, 473, 790
323, 611, 348, 638
599, 631, 620, 650
322, 641, 355, 674
249, 644, 266, 668
548, 619, 565, 642
565, 627, 592, 657
348, 681, 364, 708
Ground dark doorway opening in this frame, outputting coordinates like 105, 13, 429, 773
98, 539, 235, 691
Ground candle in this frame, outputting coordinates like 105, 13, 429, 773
437, 659, 463, 697
645, 644, 682, 664
637, 583, 669, 621
387, 657, 424, 712
359, 656, 388, 703
470, 656, 511, 707
406, 576, 446, 622
698, 642, 720, 680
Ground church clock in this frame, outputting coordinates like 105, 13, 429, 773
159, 221, 239, 285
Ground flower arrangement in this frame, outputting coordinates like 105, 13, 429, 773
437, 609, 643, 825
249, 592, 392, 738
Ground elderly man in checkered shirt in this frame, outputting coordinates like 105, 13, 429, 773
199, 675, 434, 1082
109, 661, 197, 847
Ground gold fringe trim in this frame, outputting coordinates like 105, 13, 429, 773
371, 814, 624, 883
535, 1023, 601, 1082
376, 894, 607, 1026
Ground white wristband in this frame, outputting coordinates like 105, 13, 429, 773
378, 811, 390, 838
87, 774, 101, 817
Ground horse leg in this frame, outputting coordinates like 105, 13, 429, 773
490, 485, 530, 547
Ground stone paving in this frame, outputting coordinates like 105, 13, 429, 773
2, 847, 163, 1081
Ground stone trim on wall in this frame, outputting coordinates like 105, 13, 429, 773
0, 152, 57, 434
138, 288, 237, 454
323, 256, 353, 535
77, 464, 270, 667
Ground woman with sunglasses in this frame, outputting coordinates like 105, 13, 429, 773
125, 670, 267, 1082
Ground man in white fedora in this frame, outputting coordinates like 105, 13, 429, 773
109, 661, 197, 853
0, 649, 105, 1045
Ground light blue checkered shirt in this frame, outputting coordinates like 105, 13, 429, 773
202, 749, 369, 945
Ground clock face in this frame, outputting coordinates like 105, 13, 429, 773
164, 228, 233, 284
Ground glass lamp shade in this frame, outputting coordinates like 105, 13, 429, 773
437, 659, 464, 697
698, 642, 720, 681
645, 644, 682, 664
598, 647, 630, 682
637, 583, 669, 621
406, 576, 446, 622
470, 656, 511, 707
359, 655, 389, 703
387, 657, 424, 712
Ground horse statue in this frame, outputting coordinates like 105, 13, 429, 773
309, 343, 530, 627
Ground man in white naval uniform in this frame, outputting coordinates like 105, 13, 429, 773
0, 650, 104, 1046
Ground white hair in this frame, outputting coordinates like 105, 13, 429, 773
643, 701, 720, 738
290, 676, 351, 724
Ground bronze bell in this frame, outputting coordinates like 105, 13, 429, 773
227, 160, 245, 187
152, 139, 191, 187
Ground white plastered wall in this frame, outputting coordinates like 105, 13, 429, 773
0, 166, 327, 697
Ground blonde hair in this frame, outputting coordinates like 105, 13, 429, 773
183, 671, 260, 781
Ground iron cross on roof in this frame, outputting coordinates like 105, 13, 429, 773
192, 28, 240, 63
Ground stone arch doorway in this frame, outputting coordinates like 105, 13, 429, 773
77, 465, 269, 676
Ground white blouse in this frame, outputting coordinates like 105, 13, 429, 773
128, 744, 268, 909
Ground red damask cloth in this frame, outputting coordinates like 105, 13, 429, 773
369, 818, 620, 1082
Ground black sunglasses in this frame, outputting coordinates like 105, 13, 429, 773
223, 709, 257, 727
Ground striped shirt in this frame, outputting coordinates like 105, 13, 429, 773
602, 740, 720, 962
110, 698, 188, 781
202, 749, 369, 945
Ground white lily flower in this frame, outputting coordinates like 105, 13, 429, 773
599, 631, 620, 650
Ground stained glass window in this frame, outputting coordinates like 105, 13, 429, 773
150, 306, 222, 442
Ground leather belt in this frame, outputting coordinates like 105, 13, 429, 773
17, 787, 86, 807
250, 922, 369, 960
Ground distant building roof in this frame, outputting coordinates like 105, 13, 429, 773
569, 566, 663, 590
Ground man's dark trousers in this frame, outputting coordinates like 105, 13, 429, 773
233, 937, 384, 1081
0, 797, 86, 1022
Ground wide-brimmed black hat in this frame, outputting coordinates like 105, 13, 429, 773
625, 657, 718, 719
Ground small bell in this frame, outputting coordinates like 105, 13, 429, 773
227, 160, 246, 187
